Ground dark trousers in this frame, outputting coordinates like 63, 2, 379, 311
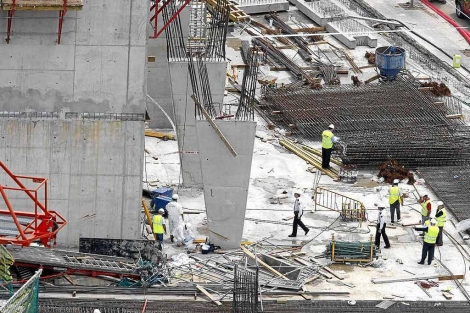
322, 147, 332, 169
374, 224, 390, 247
292, 213, 308, 236
390, 201, 401, 223
436, 226, 444, 246
420, 242, 436, 265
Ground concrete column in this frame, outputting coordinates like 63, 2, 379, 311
195, 120, 256, 248
169, 61, 227, 187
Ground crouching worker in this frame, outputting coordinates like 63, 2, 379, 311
174, 222, 196, 250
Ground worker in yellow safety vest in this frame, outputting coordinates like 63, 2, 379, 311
389, 179, 403, 224
321, 124, 339, 169
435, 201, 447, 246
153, 208, 167, 250
415, 218, 439, 265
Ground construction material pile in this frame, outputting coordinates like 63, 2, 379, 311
421, 81, 451, 97
262, 75, 470, 168
321, 238, 377, 263
378, 160, 414, 184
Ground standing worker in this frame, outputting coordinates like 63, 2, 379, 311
288, 191, 309, 237
389, 179, 403, 224
166, 194, 184, 242
435, 201, 447, 246
321, 124, 339, 169
375, 203, 391, 249
415, 218, 439, 265
419, 195, 432, 236
153, 209, 167, 250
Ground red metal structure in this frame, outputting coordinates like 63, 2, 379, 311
150, 0, 192, 39
0, 162, 67, 247
3, 0, 83, 44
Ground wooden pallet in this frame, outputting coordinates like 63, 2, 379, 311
206, 0, 250, 22
2, 0, 84, 11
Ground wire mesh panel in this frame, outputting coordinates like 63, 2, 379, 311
233, 265, 258, 313
1, 269, 41, 313
0, 245, 14, 294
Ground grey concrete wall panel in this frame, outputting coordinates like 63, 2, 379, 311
238, 1, 290, 14
326, 23, 357, 49
196, 120, 256, 249
0, 119, 143, 247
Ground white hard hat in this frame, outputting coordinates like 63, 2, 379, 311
94, 310, 101, 313
430, 218, 437, 225
172, 194, 179, 200
437, 201, 444, 207
158, 208, 165, 214
375, 202, 386, 209
393, 179, 400, 184
328, 124, 335, 129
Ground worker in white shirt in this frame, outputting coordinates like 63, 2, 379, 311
165, 194, 184, 242
174, 222, 195, 247
375, 203, 391, 249
288, 191, 309, 237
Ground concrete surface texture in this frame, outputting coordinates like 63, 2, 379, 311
236, 0, 290, 14
0, 0, 148, 247
169, 61, 227, 188
196, 120, 256, 248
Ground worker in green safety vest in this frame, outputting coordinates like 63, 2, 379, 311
435, 201, 447, 246
415, 218, 439, 265
153, 208, 167, 251
321, 124, 339, 169
418, 195, 431, 237
389, 179, 403, 224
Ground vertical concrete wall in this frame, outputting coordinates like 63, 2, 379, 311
169, 61, 227, 188
196, 120, 256, 248
0, 0, 148, 247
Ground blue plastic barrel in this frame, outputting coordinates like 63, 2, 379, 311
375, 46, 406, 79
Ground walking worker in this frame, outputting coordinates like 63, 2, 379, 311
321, 124, 339, 169
415, 218, 439, 265
166, 194, 184, 243
153, 208, 167, 250
375, 203, 391, 249
389, 179, 403, 224
288, 191, 309, 237
435, 201, 447, 246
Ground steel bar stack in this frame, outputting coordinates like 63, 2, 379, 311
263, 75, 470, 168
236, 47, 261, 120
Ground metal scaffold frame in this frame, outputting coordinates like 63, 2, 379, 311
150, 0, 192, 39
2, 0, 84, 44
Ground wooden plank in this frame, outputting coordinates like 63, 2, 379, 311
323, 266, 345, 280
365, 74, 380, 84
241, 245, 289, 280
142, 200, 157, 241
372, 274, 464, 284
2, 0, 83, 10
418, 87, 434, 91
319, 270, 333, 279
196, 285, 222, 306
191, 95, 237, 157
446, 114, 463, 119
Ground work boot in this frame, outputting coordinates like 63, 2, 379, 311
418, 261, 424, 265
288, 234, 296, 238
170, 235, 174, 243
305, 229, 310, 235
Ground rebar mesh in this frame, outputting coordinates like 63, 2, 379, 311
236, 47, 261, 121
1, 269, 41, 313
232, 265, 259, 313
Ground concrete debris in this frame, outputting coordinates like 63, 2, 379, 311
375, 300, 396, 309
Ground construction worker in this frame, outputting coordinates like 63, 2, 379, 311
375, 203, 391, 249
415, 218, 439, 265
153, 208, 167, 250
435, 201, 447, 246
321, 124, 339, 169
174, 222, 195, 247
288, 191, 309, 237
166, 194, 184, 243
418, 195, 431, 232
389, 179, 403, 224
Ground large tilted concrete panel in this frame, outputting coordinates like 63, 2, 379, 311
169, 61, 227, 187
196, 120, 256, 248
0, 119, 143, 247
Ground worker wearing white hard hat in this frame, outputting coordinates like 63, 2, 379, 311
388, 178, 403, 224
415, 217, 439, 265
374, 203, 391, 249
174, 222, 195, 247
153, 209, 167, 250
435, 201, 446, 246
321, 124, 339, 170
288, 190, 309, 237
166, 193, 184, 243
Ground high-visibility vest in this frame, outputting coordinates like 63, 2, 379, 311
424, 225, 439, 244
153, 215, 164, 234
322, 130, 334, 149
436, 208, 447, 227
389, 186, 400, 204
421, 200, 430, 217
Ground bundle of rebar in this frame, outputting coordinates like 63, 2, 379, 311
188, 55, 217, 118
162, 0, 187, 60
236, 47, 261, 120
262, 75, 470, 167
205, 0, 230, 60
